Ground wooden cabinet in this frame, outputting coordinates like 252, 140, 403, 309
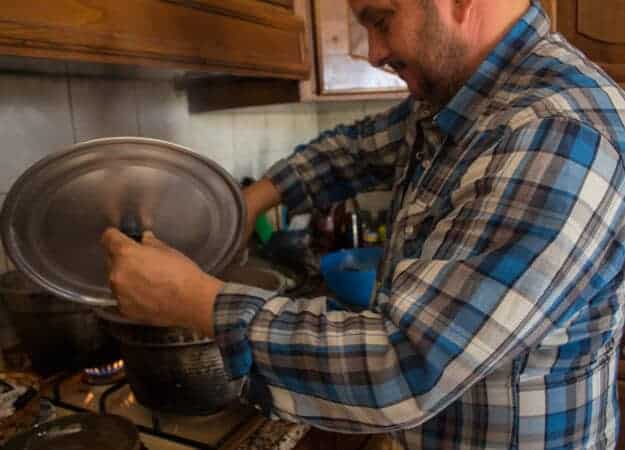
0, 0, 309, 80
260, 0, 294, 9
542, 0, 625, 85
296, 0, 407, 101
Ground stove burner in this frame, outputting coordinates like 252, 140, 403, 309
82, 360, 126, 385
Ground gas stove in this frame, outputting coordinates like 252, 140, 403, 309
40, 369, 309, 450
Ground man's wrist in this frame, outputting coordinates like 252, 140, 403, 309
243, 178, 281, 215
186, 273, 224, 337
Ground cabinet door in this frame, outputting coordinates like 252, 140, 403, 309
0, 0, 309, 79
259, 0, 293, 9
540, 0, 557, 30
313, 0, 406, 96
552, 0, 625, 85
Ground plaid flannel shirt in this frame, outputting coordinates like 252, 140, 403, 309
213, 2, 625, 448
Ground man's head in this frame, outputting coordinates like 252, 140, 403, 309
349, 0, 531, 108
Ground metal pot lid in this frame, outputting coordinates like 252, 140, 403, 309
1, 137, 245, 307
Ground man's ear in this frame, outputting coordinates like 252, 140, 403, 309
451, 0, 473, 23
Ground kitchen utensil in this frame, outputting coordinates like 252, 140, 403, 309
97, 265, 285, 415
320, 247, 383, 308
0, 271, 120, 376
1, 137, 246, 307
3, 413, 140, 450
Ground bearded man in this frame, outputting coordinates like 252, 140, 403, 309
103, 0, 625, 448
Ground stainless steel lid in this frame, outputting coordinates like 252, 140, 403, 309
1, 137, 245, 307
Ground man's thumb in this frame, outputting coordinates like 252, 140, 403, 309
142, 231, 168, 249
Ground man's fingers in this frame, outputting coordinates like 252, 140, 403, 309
142, 230, 169, 250
101, 227, 138, 256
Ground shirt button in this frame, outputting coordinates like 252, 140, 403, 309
423, 160, 431, 169
405, 225, 414, 235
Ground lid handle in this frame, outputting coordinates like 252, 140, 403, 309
119, 214, 143, 243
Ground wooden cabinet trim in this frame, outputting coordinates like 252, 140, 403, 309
296, 0, 406, 100
576, 0, 625, 45
313, 0, 406, 96
555, 0, 625, 84
259, 0, 294, 10
162, 0, 302, 31
0, 0, 310, 79
540, 0, 557, 31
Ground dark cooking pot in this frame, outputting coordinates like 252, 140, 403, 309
0, 271, 120, 377
97, 265, 284, 416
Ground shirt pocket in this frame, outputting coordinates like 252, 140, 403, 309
402, 199, 430, 234
395, 199, 435, 258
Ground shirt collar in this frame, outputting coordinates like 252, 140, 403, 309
433, 0, 551, 142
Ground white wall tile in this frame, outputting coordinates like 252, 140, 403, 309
265, 104, 298, 154
288, 102, 319, 151
188, 102, 319, 183
263, 103, 319, 171
69, 77, 139, 142
363, 99, 401, 117
317, 101, 366, 132
231, 106, 269, 181
1, 73, 406, 233
189, 110, 235, 175
264, 104, 307, 172
0, 74, 74, 193
135, 80, 193, 148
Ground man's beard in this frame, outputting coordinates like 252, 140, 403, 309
411, 2, 470, 110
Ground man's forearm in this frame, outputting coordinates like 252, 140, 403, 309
242, 178, 281, 240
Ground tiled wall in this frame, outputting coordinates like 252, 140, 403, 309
317, 99, 398, 131
0, 67, 399, 274
0, 70, 324, 272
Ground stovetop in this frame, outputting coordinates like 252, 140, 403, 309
41, 372, 308, 450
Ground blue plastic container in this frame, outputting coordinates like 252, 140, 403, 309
320, 247, 383, 308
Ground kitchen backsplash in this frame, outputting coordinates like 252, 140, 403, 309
0, 68, 398, 274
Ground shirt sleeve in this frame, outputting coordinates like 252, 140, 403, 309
213, 118, 625, 433
264, 97, 413, 214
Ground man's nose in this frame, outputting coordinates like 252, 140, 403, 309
368, 34, 391, 68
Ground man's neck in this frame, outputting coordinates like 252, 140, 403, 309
466, 0, 532, 77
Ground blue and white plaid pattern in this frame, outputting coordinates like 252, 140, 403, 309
213, 2, 625, 448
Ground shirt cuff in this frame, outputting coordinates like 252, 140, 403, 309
264, 157, 313, 213
212, 282, 276, 379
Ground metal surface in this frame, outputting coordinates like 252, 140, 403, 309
4, 413, 140, 450
1, 137, 245, 307
98, 313, 241, 415
0, 271, 120, 376
95, 264, 285, 415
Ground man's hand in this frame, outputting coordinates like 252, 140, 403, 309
100, 228, 223, 336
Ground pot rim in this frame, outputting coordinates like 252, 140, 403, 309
0, 271, 42, 296
95, 307, 215, 345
